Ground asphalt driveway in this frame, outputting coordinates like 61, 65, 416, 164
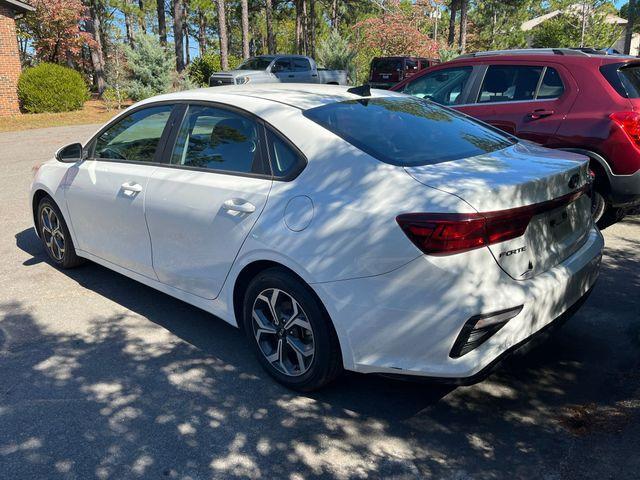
1, 124, 639, 479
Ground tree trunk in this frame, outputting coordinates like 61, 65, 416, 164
157, 0, 167, 46
625, 0, 636, 54
458, 0, 467, 53
331, 0, 338, 31
447, 0, 457, 47
139, 0, 146, 33
198, 8, 207, 54
184, 12, 190, 65
88, 2, 106, 94
124, 1, 136, 47
173, 0, 185, 72
309, 0, 315, 58
265, 0, 275, 54
302, 0, 309, 55
295, 0, 304, 54
217, 0, 229, 70
240, 0, 250, 59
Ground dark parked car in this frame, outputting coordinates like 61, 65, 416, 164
369, 56, 439, 90
391, 48, 640, 227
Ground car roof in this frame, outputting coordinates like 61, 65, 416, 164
447, 48, 640, 66
136, 84, 405, 111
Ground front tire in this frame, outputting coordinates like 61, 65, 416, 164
37, 196, 84, 268
242, 268, 342, 391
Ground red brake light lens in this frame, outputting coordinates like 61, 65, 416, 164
610, 111, 640, 147
397, 185, 589, 256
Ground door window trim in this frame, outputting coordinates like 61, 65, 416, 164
84, 99, 308, 182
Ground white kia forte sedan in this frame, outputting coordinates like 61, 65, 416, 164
30, 84, 603, 390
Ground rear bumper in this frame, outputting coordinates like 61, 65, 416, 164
314, 227, 603, 379
608, 169, 640, 208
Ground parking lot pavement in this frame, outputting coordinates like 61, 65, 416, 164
0, 124, 639, 480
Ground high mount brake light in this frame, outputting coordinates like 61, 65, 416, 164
610, 111, 640, 148
396, 185, 589, 256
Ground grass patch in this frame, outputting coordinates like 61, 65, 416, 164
0, 100, 127, 133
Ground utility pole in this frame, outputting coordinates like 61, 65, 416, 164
625, 0, 637, 54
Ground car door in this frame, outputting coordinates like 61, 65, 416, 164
64, 104, 176, 278
272, 57, 295, 82
144, 104, 273, 299
291, 57, 315, 82
468, 63, 577, 144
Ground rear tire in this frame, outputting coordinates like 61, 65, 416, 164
597, 206, 625, 230
242, 268, 342, 391
37, 196, 84, 268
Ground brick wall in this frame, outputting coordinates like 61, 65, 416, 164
0, 5, 22, 115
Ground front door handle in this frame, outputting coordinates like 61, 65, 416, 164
529, 109, 554, 119
121, 182, 143, 193
222, 198, 256, 213
288, 74, 295, 78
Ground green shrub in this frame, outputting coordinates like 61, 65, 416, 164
187, 53, 243, 87
102, 87, 128, 111
123, 34, 175, 101
17, 63, 89, 113
316, 31, 356, 83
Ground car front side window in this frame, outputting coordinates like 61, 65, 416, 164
170, 105, 267, 175
94, 105, 173, 162
402, 66, 473, 105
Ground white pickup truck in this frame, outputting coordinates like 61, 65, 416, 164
209, 54, 348, 87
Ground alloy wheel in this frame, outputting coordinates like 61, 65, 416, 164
251, 288, 315, 377
40, 205, 65, 261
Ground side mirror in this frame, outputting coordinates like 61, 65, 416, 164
271, 64, 282, 73
55, 142, 83, 163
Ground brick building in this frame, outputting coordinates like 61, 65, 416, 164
0, 0, 33, 116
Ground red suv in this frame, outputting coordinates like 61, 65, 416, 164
391, 48, 640, 227
369, 56, 439, 90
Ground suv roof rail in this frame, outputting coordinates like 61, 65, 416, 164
456, 48, 592, 58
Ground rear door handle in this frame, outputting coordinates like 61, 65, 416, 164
529, 109, 554, 119
288, 74, 295, 78
222, 198, 256, 213
121, 182, 143, 193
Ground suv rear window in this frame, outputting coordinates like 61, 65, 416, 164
372, 58, 402, 72
618, 65, 640, 97
303, 96, 514, 167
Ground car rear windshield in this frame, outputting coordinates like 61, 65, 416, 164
372, 58, 403, 72
303, 96, 515, 167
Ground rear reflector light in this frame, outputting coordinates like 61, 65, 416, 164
610, 111, 640, 147
397, 184, 590, 256
450, 305, 523, 358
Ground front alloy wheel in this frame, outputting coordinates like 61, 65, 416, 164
40, 205, 65, 261
37, 196, 83, 268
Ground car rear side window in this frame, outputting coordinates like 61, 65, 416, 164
292, 58, 311, 71
477, 66, 543, 103
170, 105, 267, 175
303, 96, 514, 167
536, 67, 564, 99
266, 129, 305, 178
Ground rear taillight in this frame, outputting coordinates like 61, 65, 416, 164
397, 185, 590, 256
610, 111, 640, 147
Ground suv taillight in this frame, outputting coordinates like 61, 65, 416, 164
610, 111, 640, 147
396, 185, 590, 256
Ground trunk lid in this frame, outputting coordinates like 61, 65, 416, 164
404, 142, 593, 280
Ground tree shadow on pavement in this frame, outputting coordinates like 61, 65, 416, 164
5, 225, 640, 479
